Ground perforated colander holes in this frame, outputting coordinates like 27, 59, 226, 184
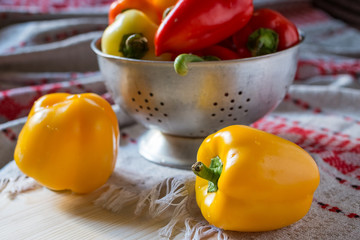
131, 91, 169, 123
210, 91, 251, 123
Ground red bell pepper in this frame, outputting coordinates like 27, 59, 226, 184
194, 45, 240, 60
232, 8, 300, 58
155, 0, 253, 56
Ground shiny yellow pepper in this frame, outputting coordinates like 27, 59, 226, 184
14, 93, 120, 194
101, 9, 171, 60
192, 125, 320, 232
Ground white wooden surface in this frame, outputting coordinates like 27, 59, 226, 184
0, 187, 185, 240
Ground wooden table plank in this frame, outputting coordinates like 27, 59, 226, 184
0, 187, 185, 239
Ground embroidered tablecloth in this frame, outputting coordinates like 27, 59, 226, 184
0, 1, 359, 239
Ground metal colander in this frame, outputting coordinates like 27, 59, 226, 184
91, 35, 302, 169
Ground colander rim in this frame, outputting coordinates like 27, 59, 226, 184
91, 30, 304, 65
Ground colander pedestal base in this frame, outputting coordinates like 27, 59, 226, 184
138, 129, 204, 170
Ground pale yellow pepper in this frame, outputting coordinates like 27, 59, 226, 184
14, 93, 119, 194
192, 125, 320, 232
101, 9, 171, 60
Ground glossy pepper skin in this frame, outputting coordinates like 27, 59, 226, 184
151, 0, 178, 19
232, 8, 300, 58
14, 93, 120, 194
194, 45, 240, 60
102, 9, 171, 60
108, 0, 161, 25
193, 125, 320, 232
155, 0, 253, 56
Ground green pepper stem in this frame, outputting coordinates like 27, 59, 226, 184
120, 33, 149, 59
192, 162, 219, 183
247, 28, 279, 57
162, 6, 173, 19
192, 156, 223, 192
174, 54, 204, 76
173, 54, 220, 76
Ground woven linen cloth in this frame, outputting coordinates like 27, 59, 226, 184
1, 0, 360, 239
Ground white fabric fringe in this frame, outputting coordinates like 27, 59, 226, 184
0, 161, 228, 239
184, 218, 228, 240
0, 161, 40, 199
94, 184, 139, 213
94, 175, 228, 240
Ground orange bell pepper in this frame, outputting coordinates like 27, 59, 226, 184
108, 0, 161, 25
150, 0, 178, 18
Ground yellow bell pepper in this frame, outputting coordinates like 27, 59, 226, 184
14, 93, 120, 194
101, 9, 171, 61
192, 125, 320, 232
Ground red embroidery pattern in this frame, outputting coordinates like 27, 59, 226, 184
120, 132, 137, 144
284, 93, 322, 113
252, 116, 360, 179
0, 0, 114, 13
1, 128, 17, 142
313, 150, 360, 175
0, 89, 41, 121
335, 177, 360, 190
296, 59, 360, 80
316, 200, 360, 219
0, 74, 106, 122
